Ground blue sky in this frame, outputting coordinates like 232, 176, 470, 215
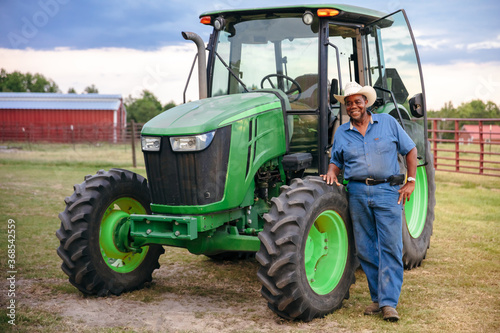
1, 0, 500, 109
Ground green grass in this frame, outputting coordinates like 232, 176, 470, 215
0, 143, 499, 332
0, 141, 144, 169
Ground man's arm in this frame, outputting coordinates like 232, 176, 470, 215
321, 163, 342, 186
398, 147, 417, 204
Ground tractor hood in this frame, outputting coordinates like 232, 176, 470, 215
141, 91, 288, 136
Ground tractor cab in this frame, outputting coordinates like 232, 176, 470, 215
197, 5, 428, 174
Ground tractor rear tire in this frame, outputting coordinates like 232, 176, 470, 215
256, 176, 356, 321
401, 143, 436, 269
56, 168, 164, 296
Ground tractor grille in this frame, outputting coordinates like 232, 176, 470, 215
144, 126, 231, 206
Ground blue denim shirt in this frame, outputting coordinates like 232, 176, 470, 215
330, 113, 415, 180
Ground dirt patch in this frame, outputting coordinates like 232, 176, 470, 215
15, 277, 347, 332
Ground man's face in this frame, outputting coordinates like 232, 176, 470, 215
345, 94, 368, 121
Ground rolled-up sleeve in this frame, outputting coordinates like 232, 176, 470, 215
392, 117, 416, 156
330, 132, 344, 170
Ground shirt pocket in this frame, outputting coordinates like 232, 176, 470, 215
344, 142, 359, 160
374, 137, 395, 155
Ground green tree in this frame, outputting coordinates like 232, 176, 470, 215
456, 100, 500, 119
125, 90, 164, 123
430, 100, 500, 119
84, 84, 99, 94
163, 100, 176, 111
429, 100, 500, 139
0, 68, 59, 92
67, 87, 77, 93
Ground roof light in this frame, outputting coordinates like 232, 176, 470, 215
302, 11, 314, 25
317, 9, 340, 17
200, 16, 211, 25
214, 17, 226, 31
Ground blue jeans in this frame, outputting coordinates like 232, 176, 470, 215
347, 181, 404, 308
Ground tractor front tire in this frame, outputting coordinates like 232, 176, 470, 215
256, 176, 356, 321
56, 168, 164, 296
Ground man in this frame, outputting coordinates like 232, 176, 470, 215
322, 82, 417, 322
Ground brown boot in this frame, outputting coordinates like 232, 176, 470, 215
363, 302, 381, 315
382, 306, 400, 322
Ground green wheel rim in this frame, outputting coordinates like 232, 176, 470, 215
405, 167, 428, 238
99, 197, 149, 273
304, 210, 348, 295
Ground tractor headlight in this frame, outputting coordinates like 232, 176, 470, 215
170, 130, 216, 152
141, 136, 161, 152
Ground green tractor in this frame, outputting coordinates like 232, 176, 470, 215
57, 4, 435, 321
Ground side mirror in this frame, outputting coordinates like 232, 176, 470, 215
409, 93, 425, 118
330, 79, 339, 105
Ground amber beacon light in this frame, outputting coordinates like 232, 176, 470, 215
317, 8, 340, 17
200, 16, 211, 24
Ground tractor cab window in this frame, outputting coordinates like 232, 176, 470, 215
365, 10, 428, 164
327, 25, 357, 99
210, 16, 319, 110
327, 24, 357, 127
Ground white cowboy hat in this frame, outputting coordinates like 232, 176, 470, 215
334, 82, 377, 107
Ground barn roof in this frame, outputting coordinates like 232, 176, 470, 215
0, 93, 123, 111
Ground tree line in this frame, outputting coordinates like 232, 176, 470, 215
0, 69, 176, 123
1, 68, 99, 94
2, 69, 499, 125
428, 100, 500, 140
428, 100, 500, 119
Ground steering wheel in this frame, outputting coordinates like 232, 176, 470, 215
260, 74, 302, 102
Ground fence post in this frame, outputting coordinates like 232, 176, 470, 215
131, 121, 137, 168
455, 120, 460, 172
70, 125, 75, 151
479, 120, 484, 175
432, 119, 438, 169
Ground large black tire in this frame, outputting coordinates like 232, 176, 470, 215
56, 168, 164, 296
401, 142, 436, 269
256, 176, 356, 321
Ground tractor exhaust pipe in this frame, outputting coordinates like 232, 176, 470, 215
182, 31, 207, 100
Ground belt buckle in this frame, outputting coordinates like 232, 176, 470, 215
365, 178, 374, 185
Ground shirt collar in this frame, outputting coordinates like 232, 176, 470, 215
349, 114, 375, 130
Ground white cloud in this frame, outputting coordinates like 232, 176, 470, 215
2, 46, 500, 111
466, 35, 500, 50
422, 61, 500, 110
0, 44, 201, 105
417, 38, 451, 50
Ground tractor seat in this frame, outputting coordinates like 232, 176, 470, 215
290, 74, 318, 109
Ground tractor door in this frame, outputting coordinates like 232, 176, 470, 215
364, 10, 428, 165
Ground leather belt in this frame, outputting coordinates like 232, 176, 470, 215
349, 174, 405, 186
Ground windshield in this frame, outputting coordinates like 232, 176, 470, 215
211, 16, 319, 109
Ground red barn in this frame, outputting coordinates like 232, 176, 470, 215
0, 93, 127, 143
459, 124, 500, 144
